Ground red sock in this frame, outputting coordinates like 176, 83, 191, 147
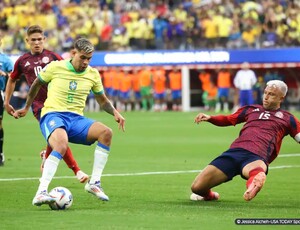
246, 167, 265, 188
203, 190, 214, 200
45, 145, 52, 158
45, 145, 80, 175
63, 147, 80, 175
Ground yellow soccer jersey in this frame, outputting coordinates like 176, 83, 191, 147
38, 60, 104, 117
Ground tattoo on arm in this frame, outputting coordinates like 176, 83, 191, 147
25, 78, 43, 109
101, 101, 115, 116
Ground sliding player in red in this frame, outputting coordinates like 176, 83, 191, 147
190, 80, 300, 201
4, 25, 88, 183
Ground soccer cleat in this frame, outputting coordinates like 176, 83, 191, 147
39, 150, 46, 172
190, 192, 220, 201
76, 170, 89, 183
243, 172, 266, 201
32, 191, 56, 206
84, 181, 109, 201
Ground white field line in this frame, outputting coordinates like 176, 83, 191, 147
0, 164, 300, 182
278, 153, 300, 157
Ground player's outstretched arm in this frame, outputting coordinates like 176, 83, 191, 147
13, 78, 43, 119
4, 77, 17, 116
95, 94, 126, 131
194, 113, 211, 124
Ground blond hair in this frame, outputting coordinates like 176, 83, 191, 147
266, 80, 288, 96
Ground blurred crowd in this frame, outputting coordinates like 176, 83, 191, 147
2, 0, 300, 54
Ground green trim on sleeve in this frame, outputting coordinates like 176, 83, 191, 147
37, 74, 47, 84
93, 90, 104, 95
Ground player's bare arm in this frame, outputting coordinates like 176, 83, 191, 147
95, 94, 126, 131
194, 113, 211, 124
4, 77, 17, 116
0, 69, 10, 77
13, 78, 44, 119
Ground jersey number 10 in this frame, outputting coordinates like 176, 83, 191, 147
34, 66, 43, 76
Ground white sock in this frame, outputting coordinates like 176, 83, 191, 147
90, 143, 110, 184
215, 102, 221, 112
37, 152, 62, 194
224, 103, 229, 112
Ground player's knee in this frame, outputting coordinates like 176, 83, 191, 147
191, 182, 202, 194
60, 144, 68, 156
191, 174, 210, 194
53, 142, 68, 156
99, 127, 113, 143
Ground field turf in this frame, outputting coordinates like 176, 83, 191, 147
1, 111, 300, 230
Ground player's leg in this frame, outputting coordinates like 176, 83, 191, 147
63, 147, 89, 183
141, 87, 148, 110
223, 89, 229, 112
41, 145, 88, 183
0, 91, 4, 166
215, 90, 221, 113
33, 113, 68, 206
242, 160, 267, 201
33, 128, 68, 206
84, 121, 112, 201
190, 165, 228, 201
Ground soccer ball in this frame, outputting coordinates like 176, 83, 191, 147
48, 187, 73, 210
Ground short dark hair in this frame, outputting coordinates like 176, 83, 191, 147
27, 25, 44, 36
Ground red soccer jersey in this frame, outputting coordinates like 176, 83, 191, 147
208, 104, 300, 164
10, 49, 62, 119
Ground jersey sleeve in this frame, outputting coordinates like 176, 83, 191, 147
4, 56, 13, 72
52, 52, 63, 61
289, 115, 300, 143
10, 57, 22, 80
209, 106, 248, 126
91, 70, 104, 95
37, 62, 55, 83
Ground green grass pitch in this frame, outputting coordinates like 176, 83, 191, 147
1, 111, 300, 230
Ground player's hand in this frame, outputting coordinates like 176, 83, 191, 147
4, 103, 15, 116
114, 111, 125, 132
0, 70, 6, 76
13, 108, 29, 119
194, 113, 211, 124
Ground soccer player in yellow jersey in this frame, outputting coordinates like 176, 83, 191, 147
14, 38, 126, 206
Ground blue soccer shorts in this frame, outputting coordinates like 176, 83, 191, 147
217, 88, 229, 99
154, 92, 166, 99
40, 112, 95, 145
119, 91, 130, 100
171, 90, 181, 99
209, 148, 268, 181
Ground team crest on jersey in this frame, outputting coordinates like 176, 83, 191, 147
275, 111, 283, 119
69, 81, 77, 91
42, 57, 50, 64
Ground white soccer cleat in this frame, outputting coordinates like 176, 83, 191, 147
76, 170, 89, 183
190, 192, 220, 201
32, 191, 56, 206
85, 181, 109, 201
190, 193, 204, 201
